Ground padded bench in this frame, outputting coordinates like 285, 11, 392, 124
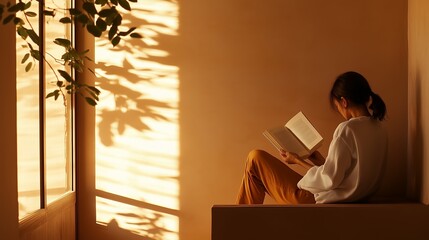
212, 203, 429, 240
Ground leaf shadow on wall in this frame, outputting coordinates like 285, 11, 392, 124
102, 218, 169, 240
92, 1, 180, 239
96, 4, 178, 146
96, 54, 174, 146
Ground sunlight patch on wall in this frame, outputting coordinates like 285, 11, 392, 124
95, 0, 179, 239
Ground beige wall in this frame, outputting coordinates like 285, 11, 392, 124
408, 0, 429, 204
179, 0, 408, 239
0, 0, 414, 240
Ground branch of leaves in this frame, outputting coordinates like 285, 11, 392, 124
0, 1, 41, 73
1, 0, 141, 106
0, 0, 32, 25
2, 1, 100, 106
55, 0, 143, 47
46, 69, 101, 106
45, 38, 100, 106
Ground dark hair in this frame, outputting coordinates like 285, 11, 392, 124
330, 71, 386, 121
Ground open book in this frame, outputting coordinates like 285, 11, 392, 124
263, 111, 323, 158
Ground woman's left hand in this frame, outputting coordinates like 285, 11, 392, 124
280, 150, 301, 164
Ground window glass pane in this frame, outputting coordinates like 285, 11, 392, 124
17, 0, 41, 219
45, 0, 73, 204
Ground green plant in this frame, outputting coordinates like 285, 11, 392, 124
0, 0, 142, 106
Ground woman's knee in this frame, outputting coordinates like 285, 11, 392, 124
247, 149, 267, 162
245, 149, 270, 170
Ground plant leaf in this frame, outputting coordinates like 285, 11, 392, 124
87, 24, 102, 37
43, 10, 55, 16
85, 88, 99, 101
62, 52, 71, 62
21, 53, 30, 63
117, 0, 131, 11
85, 97, 97, 106
113, 14, 122, 26
104, 9, 118, 25
27, 29, 40, 46
8, 2, 25, 13
59, 17, 72, 23
25, 62, 32, 72
46, 90, 59, 99
54, 38, 71, 48
75, 14, 89, 25
58, 69, 73, 82
30, 49, 40, 60
130, 32, 142, 38
83, 2, 97, 17
13, 17, 24, 25
25, 11, 37, 17
65, 85, 73, 90
108, 24, 117, 40
69, 8, 81, 16
17, 26, 28, 39
111, 36, 120, 46
87, 86, 101, 95
2, 14, 14, 24
98, 8, 114, 17
95, 0, 108, 6
24, 1, 31, 10
96, 18, 107, 31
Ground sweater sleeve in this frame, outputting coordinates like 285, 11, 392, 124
297, 127, 353, 194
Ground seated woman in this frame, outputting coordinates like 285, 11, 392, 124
236, 71, 387, 204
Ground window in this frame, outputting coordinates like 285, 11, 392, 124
17, 0, 73, 219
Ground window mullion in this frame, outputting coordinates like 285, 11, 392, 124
38, 0, 46, 209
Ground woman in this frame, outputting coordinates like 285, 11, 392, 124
236, 71, 387, 204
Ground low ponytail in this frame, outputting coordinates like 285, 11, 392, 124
369, 92, 386, 121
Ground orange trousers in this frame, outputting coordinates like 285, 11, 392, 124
236, 149, 315, 204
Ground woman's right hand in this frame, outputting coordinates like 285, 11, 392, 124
280, 150, 315, 171
308, 151, 325, 166
279, 150, 301, 164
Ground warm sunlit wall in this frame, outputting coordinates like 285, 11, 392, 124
88, 1, 181, 240
408, 0, 429, 204
179, 0, 407, 239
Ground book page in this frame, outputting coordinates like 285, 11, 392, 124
285, 112, 323, 150
263, 127, 308, 157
